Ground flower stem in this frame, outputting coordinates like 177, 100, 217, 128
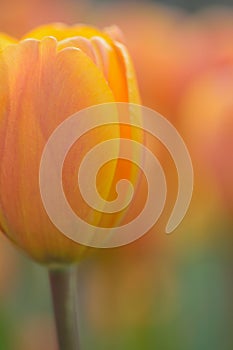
49, 266, 80, 350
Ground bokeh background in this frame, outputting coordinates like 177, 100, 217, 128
0, 0, 233, 349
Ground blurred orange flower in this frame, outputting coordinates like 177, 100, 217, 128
0, 0, 86, 38
179, 65, 233, 216
0, 23, 140, 265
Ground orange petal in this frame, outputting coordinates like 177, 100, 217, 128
114, 41, 141, 104
92, 36, 129, 102
58, 35, 129, 102
0, 36, 119, 264
57, 34, 142, 230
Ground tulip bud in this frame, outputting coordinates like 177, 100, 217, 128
0, 24, 141, 265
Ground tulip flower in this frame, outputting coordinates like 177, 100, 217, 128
0, 23, 140, 265
0, 23, 141, 350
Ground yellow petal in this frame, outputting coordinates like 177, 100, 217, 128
0, 33, 16, 51
23, 23, 112, 43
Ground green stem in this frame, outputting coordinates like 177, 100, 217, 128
49, 266, 80, 350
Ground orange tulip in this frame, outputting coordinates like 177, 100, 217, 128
0, 23, 141, 265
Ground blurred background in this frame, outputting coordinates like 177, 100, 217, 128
0, 0, 233, 349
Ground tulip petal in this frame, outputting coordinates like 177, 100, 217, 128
0, 36, 120, 263
58, 35, 129, 102
58, 35, 143, 231
114, 41, 141, 104
58, 36, 96, 62
23, 23, 112, 43
0, 33, 16, 51
91, 36, 129, 102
